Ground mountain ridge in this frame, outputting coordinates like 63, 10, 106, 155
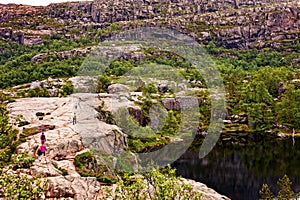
0, 0, 299, 49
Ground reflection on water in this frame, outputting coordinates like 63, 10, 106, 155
172, 137, 300, 200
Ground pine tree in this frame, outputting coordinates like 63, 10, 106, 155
259, 183, 274, 200
277, 174, 295, 200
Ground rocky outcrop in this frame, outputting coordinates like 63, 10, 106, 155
44, 0, 300, 50
107, 83, 130, 94
7, 94, 127, 198
162, 96, 201, 110
31, 47, 91, 63
6, 89, 230, 199
182, 178, 230, 200
0, 27, 24, 44
45, 0, 289, 24
1, 1, 300, 50
46, 176, 101, 199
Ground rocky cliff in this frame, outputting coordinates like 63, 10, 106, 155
6, 90, 229, 199
0, 0, 299, 49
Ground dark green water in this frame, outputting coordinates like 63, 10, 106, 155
172, 136, 300, 200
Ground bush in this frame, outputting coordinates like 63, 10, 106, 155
10, 151, 35, 170
62, 81, 74, 96
18, 121, 30, 127
35, 112, 45, 117
74, 151, 116, 184
0, 173, 46, 199
97, 74, 112, 93
102, 165, 202, 199
277, 175, 296, 200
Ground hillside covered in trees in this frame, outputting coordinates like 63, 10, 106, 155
1, 0, 299, 134
0, 0, 300, 199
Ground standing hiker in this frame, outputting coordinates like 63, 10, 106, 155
73, 113, 77, 125
37, 148, 42, 161
40, 132, 46, 144
40, 143, 47, 157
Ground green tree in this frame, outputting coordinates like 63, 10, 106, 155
252, 67, 293, 97
160, 110, 180, 135
242, 81, 273, 104
106, 60, 135, 76
0, 105, 12, 140
275, 84, 300, 130
97, 74, 112, 93
259, 184, 274, 200
241, 81, 274, 129
62, 81, 74, 96
277, 175, 296, 200
142, 83, 158, 96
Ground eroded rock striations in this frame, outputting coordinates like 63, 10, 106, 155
0, 0, 299, 49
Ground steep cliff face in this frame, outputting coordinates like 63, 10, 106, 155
0, 0, 299, 49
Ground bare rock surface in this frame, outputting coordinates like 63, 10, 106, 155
7, 93, 229, 199
7, 94, 127, 199
182, 178, 230, 200
46, 176, 101, 199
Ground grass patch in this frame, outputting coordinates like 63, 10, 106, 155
74, 152, 117, 184
127, 135, 170, 153
22, 124, 55, 136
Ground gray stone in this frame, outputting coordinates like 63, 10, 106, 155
108, 84, 130, 94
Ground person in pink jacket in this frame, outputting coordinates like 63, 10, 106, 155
40, 132, 46, 144
40, 144, 47, 156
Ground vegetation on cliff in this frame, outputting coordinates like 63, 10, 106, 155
0, 102, 46, 198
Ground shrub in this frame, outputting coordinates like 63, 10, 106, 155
35, 112, 45, 117
10, 151, 35, 170
102, 165, 202, 199
74, 151, 116, 184
18, 121, 30, 127
0, 173, 46, 199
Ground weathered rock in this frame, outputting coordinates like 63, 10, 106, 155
69, 76, 98, 93
128, 106, 148, 126
181, 178, 230, 200
157, 83, 168, 93
1, 0, 299, 51
46, 176, 101, 199
162, 96, 199, 110
108, 83, 130, 94
30, 160, 62, 177
162, 98, 180, 110
71, 93, 128, 155
30, 80, 42, 90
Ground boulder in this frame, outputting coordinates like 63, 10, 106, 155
157, 84, 168, 93
30, 81, 42, 90
162, 98, 180, 110
181, 178, 230, 200
162, 97, 199, 111
108, 84, 130, 94
30, 160, 62, 177
46, 176, 101, 199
